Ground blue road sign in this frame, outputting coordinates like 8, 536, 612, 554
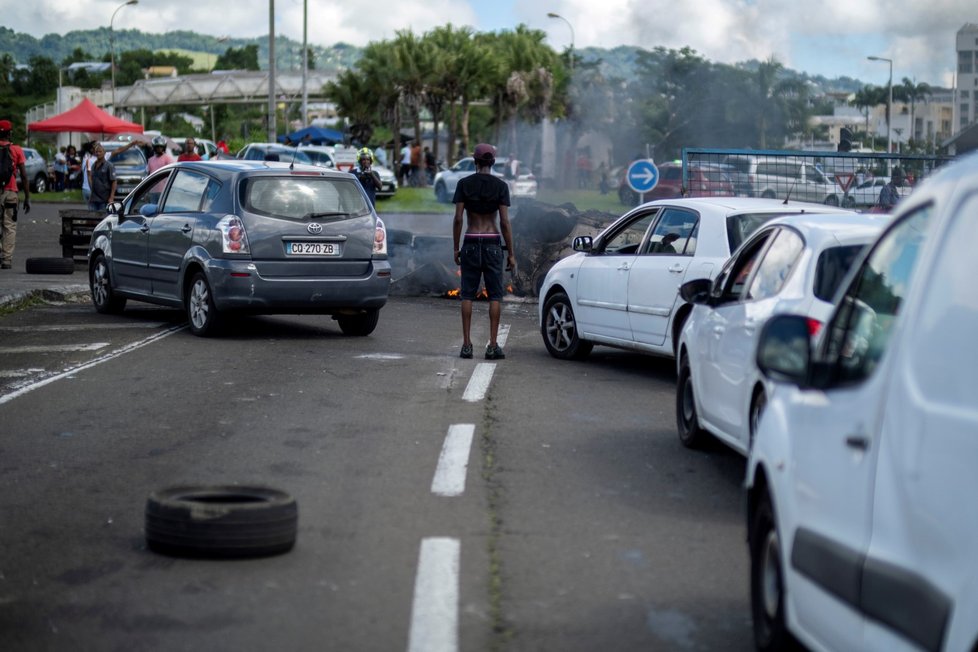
627, 159, 659, 194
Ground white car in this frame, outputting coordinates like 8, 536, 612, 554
745, 150, 978, 652
432, 156, 537, 203
538, 197, 855, 361
843, 176, 911, 207
675, 211, 884, 455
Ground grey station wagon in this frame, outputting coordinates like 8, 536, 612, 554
88, 160, 391, 336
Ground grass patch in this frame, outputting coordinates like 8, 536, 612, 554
32, 190, 85, 204
375, 187, 445, 214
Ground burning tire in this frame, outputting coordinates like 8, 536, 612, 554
145, 485, 298, 558
541, 291, 593, 360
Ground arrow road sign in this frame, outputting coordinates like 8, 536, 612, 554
627, 159, 659, 194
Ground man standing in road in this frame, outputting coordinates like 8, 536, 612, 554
452, 143, 516, 360
0, 119, 30, 270
877, 166, 905, 211
86, 144, 117, 212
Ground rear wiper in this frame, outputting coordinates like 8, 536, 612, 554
303, 211, 349, 219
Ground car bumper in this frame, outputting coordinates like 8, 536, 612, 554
204, 258, 392, 313
377, 180, 397, 198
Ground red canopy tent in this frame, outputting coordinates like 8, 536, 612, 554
28, 97, 143, 136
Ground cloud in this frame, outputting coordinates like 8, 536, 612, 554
4, 0, 969, 85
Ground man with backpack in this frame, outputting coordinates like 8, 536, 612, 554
0, 119, 30, 270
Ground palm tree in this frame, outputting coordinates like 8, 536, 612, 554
896, 77, 932, 144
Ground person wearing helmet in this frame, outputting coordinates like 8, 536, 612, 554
148, 135, 176, 174
351, 147, 382, 207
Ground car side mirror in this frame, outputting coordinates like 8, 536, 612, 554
680, 278, 712, 304
139, 203, 159, 217
107, 201, 124, 216
756, 314, 812, 386
573, 235, 593, 253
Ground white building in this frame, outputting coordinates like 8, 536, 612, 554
955, 23, 978, 133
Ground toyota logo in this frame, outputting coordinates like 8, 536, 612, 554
307, 223, 324, 234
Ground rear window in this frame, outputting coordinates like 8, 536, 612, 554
726, 212, 788, 251
241, 176, 370, 220
722, 157, 751, 174
813, 245, 865, 302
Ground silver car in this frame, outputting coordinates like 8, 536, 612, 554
432, 156, 537, 203
88, 160, 391, 336
20, 147, 49, 193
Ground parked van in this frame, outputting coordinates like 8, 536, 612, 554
745, 150, 978, 651
721, 155, 844, 205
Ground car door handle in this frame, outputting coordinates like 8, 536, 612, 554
845, 434, 870, 451
712, 326, 724, 336
181, 224, 192, 234
140, 224, 150, 233
668, 264, 684, 273
618, 263, 630, 271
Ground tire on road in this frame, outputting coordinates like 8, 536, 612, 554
145, 485, 298, 558
336, 308, 380, 336
25, 257, 75, 275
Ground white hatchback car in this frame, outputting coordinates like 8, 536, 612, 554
745, 151, 978, 651
432, 156, 537, 203
675, 212, 884, 455
538, 197, 854, 361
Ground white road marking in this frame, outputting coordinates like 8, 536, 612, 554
0, 368, 45, 378
0, 325, 186, 405
497, 323, 510, 347
354, 353, 405, 360
0, 343, 110, 354
462, 363, 495, 402
407, 537, 460, 652
0, 323, 169, 332
431, 424, 475, 497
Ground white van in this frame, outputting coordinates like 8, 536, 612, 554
745, 150, 978, 651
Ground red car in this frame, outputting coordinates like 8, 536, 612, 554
619, 162, 735, 205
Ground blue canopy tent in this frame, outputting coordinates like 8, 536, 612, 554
278, 126, 345, 146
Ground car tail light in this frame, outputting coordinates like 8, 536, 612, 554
806, 318, 823, 337
373, 217, 387, 256
218, 215, 250, 255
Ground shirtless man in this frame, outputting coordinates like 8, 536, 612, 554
452, 143, 516, 360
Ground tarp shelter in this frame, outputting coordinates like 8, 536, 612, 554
28, 97, 143, 136
278, 125, 344, 146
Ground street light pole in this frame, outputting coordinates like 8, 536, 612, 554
867, 55, 893, 155
547, 12, 574, 73
110, 0, 138, 109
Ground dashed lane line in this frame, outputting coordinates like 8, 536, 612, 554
0, 343, 110, 354
0, 323, 170, 332
407, 537, 460, 652
431, 424, 475, 497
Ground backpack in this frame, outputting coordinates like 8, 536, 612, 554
0, 144, 13, 188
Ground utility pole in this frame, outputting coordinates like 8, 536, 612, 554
301, 0, 308, 127
267, 0, 276, 143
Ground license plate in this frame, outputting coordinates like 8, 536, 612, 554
285, 242, 341, 256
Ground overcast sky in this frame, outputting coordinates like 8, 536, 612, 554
6, 0, 973, 87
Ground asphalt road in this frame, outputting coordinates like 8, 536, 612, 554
0, 288, 752, 650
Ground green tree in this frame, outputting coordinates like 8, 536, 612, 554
214, 45, 260, 71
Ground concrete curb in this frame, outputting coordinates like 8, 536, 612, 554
0, 285, 90, 308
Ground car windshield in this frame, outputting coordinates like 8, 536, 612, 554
242, 176, 371, 220
107, 148, 146, 166
726, 212, 788, 251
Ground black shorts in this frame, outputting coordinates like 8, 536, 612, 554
460, 235, 504, 301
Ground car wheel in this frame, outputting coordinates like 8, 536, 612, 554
842, 195, 856, 208
336, 308, 380, 336
541, 292, 592, 360
676, 355, 707, 448
186, 271, 224, 337
145, 485, 298, 558
26, 257, 74, 274
749, 391, 767, 451
824, 195, 840, 206
435, 182, 448, 203
750, 493, 798, 651
89, 253, 126, 314
33, 174, 48, 194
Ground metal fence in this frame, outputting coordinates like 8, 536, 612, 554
682, 148, 952, 209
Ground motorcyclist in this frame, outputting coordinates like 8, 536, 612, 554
351, 147, 382, 207
148, 135, 176, 173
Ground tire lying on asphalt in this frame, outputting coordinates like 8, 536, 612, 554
145, 485, 298, 558
25, 257, 75, 275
